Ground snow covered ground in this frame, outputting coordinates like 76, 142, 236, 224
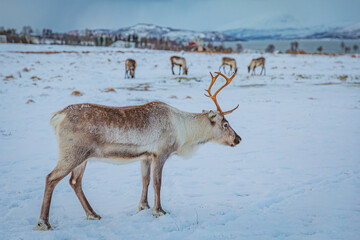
0, 44, 359, 240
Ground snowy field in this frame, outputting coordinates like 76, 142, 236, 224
0, 44, 359, 240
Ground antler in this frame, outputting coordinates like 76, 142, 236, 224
204, 72, 239, 115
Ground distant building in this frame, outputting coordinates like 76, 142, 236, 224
194, 37, 204, 52
42, 29, 53, 38
188, 37, 204, 52
80, 40, 95, 46
111, 40, 135, 48
0, 35, 7, 43
21, 26, 33, 36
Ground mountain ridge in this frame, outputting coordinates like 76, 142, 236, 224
67, 23, 360, 41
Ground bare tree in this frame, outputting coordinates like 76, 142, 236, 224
353, 44, 358, 52
344, 46, 351, 53
265, 44, 275, 53
290, 41, 299, 52
236, 43, 243, 53
340, 41, 345, 49
317, 46, 323, 53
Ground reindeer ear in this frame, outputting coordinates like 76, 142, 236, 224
207, 110, 217, 122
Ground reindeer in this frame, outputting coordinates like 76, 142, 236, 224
170, 56, 188, 75
125, 58, 136, 78
35, 72, 241, 230
248, 57, 265, 75
219, 57, 237, 74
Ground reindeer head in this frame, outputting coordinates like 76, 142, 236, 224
129, 67, 135, 78
204, 72, 241, 147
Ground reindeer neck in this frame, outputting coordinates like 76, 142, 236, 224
177, 112, 212, 145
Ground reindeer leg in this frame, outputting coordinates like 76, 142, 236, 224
36, 165, 71, 230
36, 146, 92, 230
171, 65, 175, 75
179, 65, 181, 75
260, 67, 263, 75
264, 66, 266, 75
69, 161, 101, 220
152, 154, 169, 217
138, 158, 151, 211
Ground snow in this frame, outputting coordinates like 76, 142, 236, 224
0, 43, 360, 239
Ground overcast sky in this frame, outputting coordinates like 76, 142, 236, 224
1, 0, 359, 32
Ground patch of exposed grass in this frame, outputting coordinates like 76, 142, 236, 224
314, 82, 341, 86
4, 75, 14, 80
71, 90, 83, 96
103, 88, 116, 93
239, 84, 266, 88
173, 76, 201, 83
337, 75, 348, 81
124, 83, 152, 91
30, 76, 41, 80
297, 74, 310, 79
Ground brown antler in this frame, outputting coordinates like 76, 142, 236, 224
204, 72, 239, 115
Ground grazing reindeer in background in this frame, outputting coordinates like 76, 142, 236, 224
125, 58, 136, 78
36, 72, 241, 231
219, 57, 237, 74
170, 56, 188, 75
248, 57, 266, 75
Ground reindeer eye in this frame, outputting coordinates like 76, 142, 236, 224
223, 123, 228, 128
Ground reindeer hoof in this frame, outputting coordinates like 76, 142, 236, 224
152, 208, 167, 217
138, 203, 150, 211
36, 219, 52, 231
86, 213, 101, 220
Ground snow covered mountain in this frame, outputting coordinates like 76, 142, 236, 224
307, 23, 360, 39
69, 23, 238, 42
68, 22, 360, 41
114, 23, 239, 42
222, 25, 343, 40
223, 27, 315, 40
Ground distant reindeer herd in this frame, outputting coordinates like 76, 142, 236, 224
123, 56, 266, 78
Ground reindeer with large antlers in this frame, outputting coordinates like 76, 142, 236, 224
36, 72, 240, 230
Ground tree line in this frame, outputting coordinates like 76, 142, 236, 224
0, 26, 358, 54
